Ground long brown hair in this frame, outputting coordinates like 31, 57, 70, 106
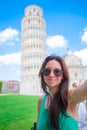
39, 55, 69, 130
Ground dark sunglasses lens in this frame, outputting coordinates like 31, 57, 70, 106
54, 69, 63, 76
43, 69, 51, 76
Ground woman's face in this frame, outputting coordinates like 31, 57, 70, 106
43, 59, 63, 94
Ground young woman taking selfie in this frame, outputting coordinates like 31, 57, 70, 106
37, 55, 87, 130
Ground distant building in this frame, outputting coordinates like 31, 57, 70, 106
1, 80, 20, 93
63, 48, 87, 88
20, 5, 46, 95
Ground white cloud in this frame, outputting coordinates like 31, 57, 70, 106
0, 52, 21, 65
74, 48, 87, 65
46, 35, 68, 48
0, 53, 21, 81
0, 27, 20, 45
81, 27, 87, 44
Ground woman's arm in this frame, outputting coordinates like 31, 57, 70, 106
70, 80, 87, 104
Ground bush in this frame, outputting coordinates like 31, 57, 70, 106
0, 81, 2, 93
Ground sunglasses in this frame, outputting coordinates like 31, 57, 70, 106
43, 68, 63, 77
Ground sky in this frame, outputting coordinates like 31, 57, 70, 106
0, 0, 87, 81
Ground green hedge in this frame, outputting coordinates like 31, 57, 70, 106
0, 81, 2, 93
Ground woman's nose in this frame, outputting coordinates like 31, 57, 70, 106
49, 70, 54, 76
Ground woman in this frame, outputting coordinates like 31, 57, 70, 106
37, 55, 87, 130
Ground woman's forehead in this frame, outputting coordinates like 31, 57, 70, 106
45, 60, 62, 68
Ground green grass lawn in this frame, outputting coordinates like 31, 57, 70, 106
0, 94, 39, 130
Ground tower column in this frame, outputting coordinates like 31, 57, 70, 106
20, 5, 46, 95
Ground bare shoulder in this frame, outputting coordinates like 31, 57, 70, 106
38, 95, 44, 112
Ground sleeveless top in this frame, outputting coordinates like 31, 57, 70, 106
37, 94, 78, 130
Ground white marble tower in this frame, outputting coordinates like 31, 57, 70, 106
20, 5, 46, 95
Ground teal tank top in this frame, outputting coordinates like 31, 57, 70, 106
37, 94, 78, 130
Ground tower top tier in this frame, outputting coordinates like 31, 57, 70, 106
25, 5, 43, 17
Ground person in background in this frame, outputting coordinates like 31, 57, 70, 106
37, 55, 87, 130
73, 82, 87, 130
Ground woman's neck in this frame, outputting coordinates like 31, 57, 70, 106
49, 87, 58, 97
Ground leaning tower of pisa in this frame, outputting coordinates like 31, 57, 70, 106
20, 5, 46, 95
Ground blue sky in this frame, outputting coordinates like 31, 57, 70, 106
0, 0, 87, 81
